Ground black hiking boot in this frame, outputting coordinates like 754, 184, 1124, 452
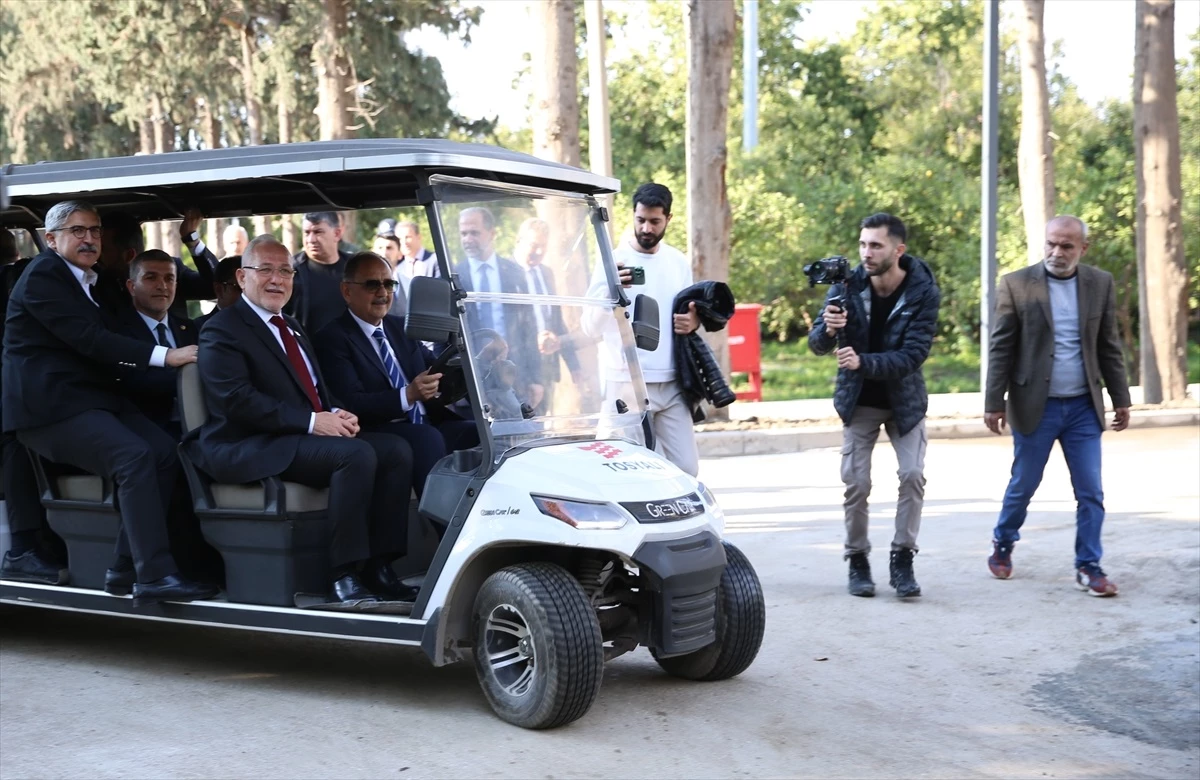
889, 548, 921, 598
847, 552, 875, 597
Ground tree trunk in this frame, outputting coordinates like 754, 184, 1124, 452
584, 0, 614, 242
685, 0, 736, 419
277, 71, 297, 252
236, 19, 270, 237
1134, 0, 1187, 402
140, 102, 162, 251
151, 95, 182, 258
315, 0, 352, 142
199, 98, 222, 250
531, 0, 581, 168
1017, 0, 1055, 267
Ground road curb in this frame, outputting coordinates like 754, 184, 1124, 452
696, 407, 1199, 458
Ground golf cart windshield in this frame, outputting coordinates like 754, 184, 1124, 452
429, 176, 649, 460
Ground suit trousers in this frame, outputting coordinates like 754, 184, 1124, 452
840, 406, 927, 557
279, 432, 413, 568
371, 419, 479, 498
17, 409, 179, 582
2, 431, 47, 535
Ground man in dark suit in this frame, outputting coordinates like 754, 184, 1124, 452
454, 207, 543, 410
984, 215, 1131, 596
285, 211, 354, 335
513, 217, 588, 414
109, 249, 198, 438
186, 236, 417, 604
1, 200, 215, 605
194, 255, 243, 331
314, 252, 479, 497
93, 210, 217, 319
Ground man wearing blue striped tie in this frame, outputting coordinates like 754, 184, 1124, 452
314, 252, 479, 498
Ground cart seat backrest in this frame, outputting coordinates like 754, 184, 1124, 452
178, 363, 208, 433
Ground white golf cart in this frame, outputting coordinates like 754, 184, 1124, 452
0, 140, 765, 729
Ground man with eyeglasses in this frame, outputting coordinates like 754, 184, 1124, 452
187, 237, 418, 604
285, 211, 355, 336
314, 252, 479, 499
1, 200, 215, 606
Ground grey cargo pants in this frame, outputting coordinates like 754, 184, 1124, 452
841, 405, 927, 557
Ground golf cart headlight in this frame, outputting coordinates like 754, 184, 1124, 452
697, 482, 725, 523
532, 495, 628, 530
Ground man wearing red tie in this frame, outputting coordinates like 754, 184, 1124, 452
185, 237, 417, 604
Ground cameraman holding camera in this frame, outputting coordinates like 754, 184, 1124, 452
809, 213, 941, 598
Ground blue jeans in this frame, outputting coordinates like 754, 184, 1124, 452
994, 395, 1105, 568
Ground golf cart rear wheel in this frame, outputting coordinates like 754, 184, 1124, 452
472, 562, 604, 729
653, 541, 765, 681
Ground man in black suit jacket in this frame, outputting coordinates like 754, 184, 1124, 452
185, 236, 417, 604
109, 249, 199, 438
285, 211, 354, 335
92, 211, 217, 319
454, 207, 543, 410
1, 200, 215, 605
313, 253, 479, 497
194, 255, 243, 331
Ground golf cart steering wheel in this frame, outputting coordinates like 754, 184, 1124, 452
427, 341, 465, 407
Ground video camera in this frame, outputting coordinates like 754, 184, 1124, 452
803, 255, 851, 347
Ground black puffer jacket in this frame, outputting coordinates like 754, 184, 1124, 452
808, 255, 940, 436
673, 281, 737, 413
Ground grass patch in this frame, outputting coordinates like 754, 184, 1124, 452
732, 338, 1200, 402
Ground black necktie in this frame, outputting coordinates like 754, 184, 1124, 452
155, 323, 171, 347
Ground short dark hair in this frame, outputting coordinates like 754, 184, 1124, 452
375, 234, 400, 249
632, 183, 673, 215
129, 248, 175, 279
343, 251, 391, 281
215, 255, 241, 285
104, 213, 146, 255
0, 229, 18, 264
860, 213, 907, 244
459, 207, 495, 231
303, 211, 341, 229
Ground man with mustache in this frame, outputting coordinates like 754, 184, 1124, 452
984, 215, 1131, 596
810, 212, 940, 600
285, 211, 355, 335
1, 200, 213, 606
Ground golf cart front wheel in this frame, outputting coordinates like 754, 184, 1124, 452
652, 541, 766, 681
472, 562, 604, 729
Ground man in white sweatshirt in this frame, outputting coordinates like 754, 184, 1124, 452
610, 183, 701, 475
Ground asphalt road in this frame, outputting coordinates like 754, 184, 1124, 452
2, 426, 1197, 779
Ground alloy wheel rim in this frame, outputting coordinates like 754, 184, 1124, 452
484, 603, 536, 697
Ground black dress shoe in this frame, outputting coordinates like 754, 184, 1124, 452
131, 573, 219, 607
104, 565, 136, 596
330, 573, 380, 605
363, 562, 420, 602
0, 549, 68, 586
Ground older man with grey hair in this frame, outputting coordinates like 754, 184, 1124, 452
0, 200, 215, 606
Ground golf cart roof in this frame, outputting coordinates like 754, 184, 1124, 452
0, 139, 621, 228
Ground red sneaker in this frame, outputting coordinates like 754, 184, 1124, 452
987, 541, 1014, 579
1075, 565, 1119, 597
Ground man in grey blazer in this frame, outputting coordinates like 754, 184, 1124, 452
984, 215, 1130, 596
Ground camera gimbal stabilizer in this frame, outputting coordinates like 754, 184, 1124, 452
803, 255, 851, 349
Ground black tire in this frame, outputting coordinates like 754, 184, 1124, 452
652, 541, 765, 681
472, 562, 604, 729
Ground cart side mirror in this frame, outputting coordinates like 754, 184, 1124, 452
632, 294, 660, 352
406, 276, 461, 343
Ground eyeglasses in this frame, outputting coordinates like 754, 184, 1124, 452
243, 265, 296, 279
52, 225, 103, 239
346, 279, 399, 292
